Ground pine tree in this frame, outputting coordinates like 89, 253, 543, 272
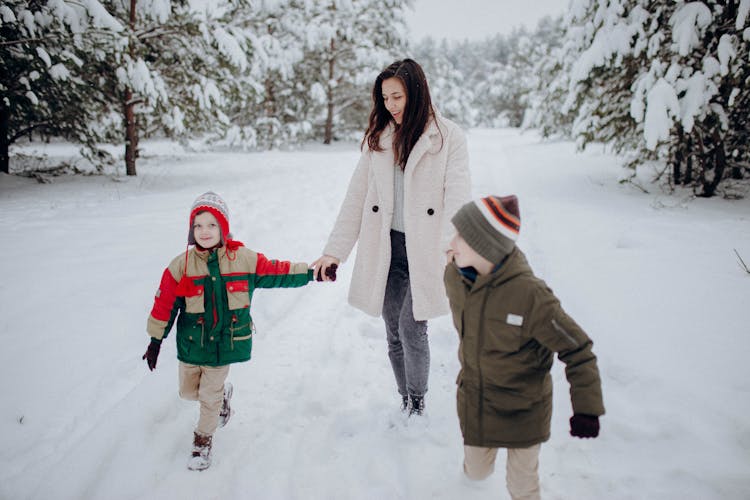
297, 0, 410, 144
98, 0, 254, 175
0, 0, 122, 174
473, 29, 540, 128
218, 0, 309, 150
553, 0, 749, 196
522, 15, 571, 138
412, 37, 477, 128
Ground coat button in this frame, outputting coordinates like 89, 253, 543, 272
372, 205, 379, 212
427, 208, 435, 215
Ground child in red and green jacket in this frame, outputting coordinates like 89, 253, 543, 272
142, 191, 329, 471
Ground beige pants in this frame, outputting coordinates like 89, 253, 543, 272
464, 444, 542, 500
178, 362, 230, 437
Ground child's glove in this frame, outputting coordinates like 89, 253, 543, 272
316, 263, 338, 282
142, 338, 162, 371
570, 413, 600, 438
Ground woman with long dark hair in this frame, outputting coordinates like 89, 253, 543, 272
313, 59, 471, 416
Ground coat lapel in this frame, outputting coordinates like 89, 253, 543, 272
372, 125, 395, 214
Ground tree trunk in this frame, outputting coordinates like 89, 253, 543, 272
124, 0, 138, 176
125, 89, 137, 176
685, 135, 693, 184
263, 77, 277, 145
0, 102, 9, 174
701, 135, 726, 198
672, 149, 682, 185
264, 77, 276, 117
323, 38, 335, 145
672, 127, 683, 185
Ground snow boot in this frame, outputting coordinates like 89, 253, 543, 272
187, 432, 212, 471
400, 394, 409, 412
219, 382, 234, 428
408, 395, 425, 416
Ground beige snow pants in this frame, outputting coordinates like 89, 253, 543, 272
178, 362, 230, 437
463, 444, 542, 500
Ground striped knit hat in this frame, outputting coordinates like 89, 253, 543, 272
187, 191, 230, 246
451, 195, 520, 264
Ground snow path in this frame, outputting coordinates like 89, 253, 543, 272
1, 129, 748, 499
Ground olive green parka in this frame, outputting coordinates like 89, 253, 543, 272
444, 247, 604, 448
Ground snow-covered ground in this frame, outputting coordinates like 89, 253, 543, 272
1, 128, 748, 500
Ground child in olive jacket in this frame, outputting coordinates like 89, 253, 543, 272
444, 195, 604, 500
143, 191, 322, 471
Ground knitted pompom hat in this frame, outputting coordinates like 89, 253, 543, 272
187, 191, 231, 246
451, 195, 520, 264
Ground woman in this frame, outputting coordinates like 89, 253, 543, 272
313, 59, 471, 416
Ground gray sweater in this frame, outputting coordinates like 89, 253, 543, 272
392, 165, 405, 232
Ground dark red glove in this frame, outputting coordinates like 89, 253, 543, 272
142, 338, 161, 371
316, 263, 338, 282
570, 414, 600, 438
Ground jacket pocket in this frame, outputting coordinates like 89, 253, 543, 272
177, 316, 204, 358
226, 280, 250, 310
184, 286, 205, 313
485, 317, 523, 353
484, 384, 533, 413
225, 311, 253, 351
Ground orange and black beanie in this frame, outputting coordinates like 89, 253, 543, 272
452, 195, 520, 264
187, 191, 231, 246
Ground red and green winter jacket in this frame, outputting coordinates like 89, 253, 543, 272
147, 245, 313, 366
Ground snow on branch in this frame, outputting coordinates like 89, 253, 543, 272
212, 26, 248, 71
738, 0, 750, 30
116, 58, 168, 104
79, 0, 124, 31
670, 2, 712, 56
644, 78, 679, 150
0, 5, 15, 23
569, 17, 644, 84
717, 34, 737, 75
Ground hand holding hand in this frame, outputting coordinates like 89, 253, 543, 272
319, 263, 338, 282
312, 255, 340, 282
446, 248, 455, 264
570, 413, 600, 438
142, 338, 161, 371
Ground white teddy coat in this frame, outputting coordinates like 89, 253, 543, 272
323, 112, 471, 320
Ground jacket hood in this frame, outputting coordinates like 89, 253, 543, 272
472, 247, 532, 291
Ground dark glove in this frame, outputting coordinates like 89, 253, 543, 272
142, 338, 162, 371
570, 413, 600, 438
316, 263, 338, 282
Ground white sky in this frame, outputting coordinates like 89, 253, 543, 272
404, 0, 568, 41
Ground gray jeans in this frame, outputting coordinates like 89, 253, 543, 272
382, 230, 429, 397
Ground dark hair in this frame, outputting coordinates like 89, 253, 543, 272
363, 59, 434, 169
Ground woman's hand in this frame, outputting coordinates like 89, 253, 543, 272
312, 255, 341, 282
